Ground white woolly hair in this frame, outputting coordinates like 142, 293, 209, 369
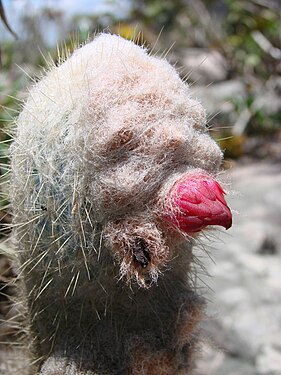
11, 33, 223, 286
9, 34, 225, 374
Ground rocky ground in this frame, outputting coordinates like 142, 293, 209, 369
1, 161, 281, 374
197, 161, 281, 375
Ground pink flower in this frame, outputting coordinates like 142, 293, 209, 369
164, 173, 232, 233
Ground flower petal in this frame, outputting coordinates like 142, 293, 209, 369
164, 173, 232, 233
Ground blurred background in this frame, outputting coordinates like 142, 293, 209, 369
0, 1, 280, 374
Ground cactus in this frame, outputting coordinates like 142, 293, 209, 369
10, 34, 232, 374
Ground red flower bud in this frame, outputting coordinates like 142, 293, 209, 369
164, 173, 232, 233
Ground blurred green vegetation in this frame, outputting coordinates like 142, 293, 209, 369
224, 0, 280, 76
0, 53, 23, 229
0, 0, 280, 230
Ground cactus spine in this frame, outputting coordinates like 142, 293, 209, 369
10, 34, 229, 374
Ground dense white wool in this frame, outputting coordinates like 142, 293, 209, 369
13, 33, 222, 222
10, 32, 225, 291
10, 33, 226, 374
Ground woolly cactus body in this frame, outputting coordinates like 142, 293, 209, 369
11, 34, 231, 374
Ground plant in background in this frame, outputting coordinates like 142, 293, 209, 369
224, 0, 280, 77
0, 74, 23, 228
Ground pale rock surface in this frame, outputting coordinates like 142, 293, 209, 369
197, 162, 281, 375
181, 49, 228, 84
